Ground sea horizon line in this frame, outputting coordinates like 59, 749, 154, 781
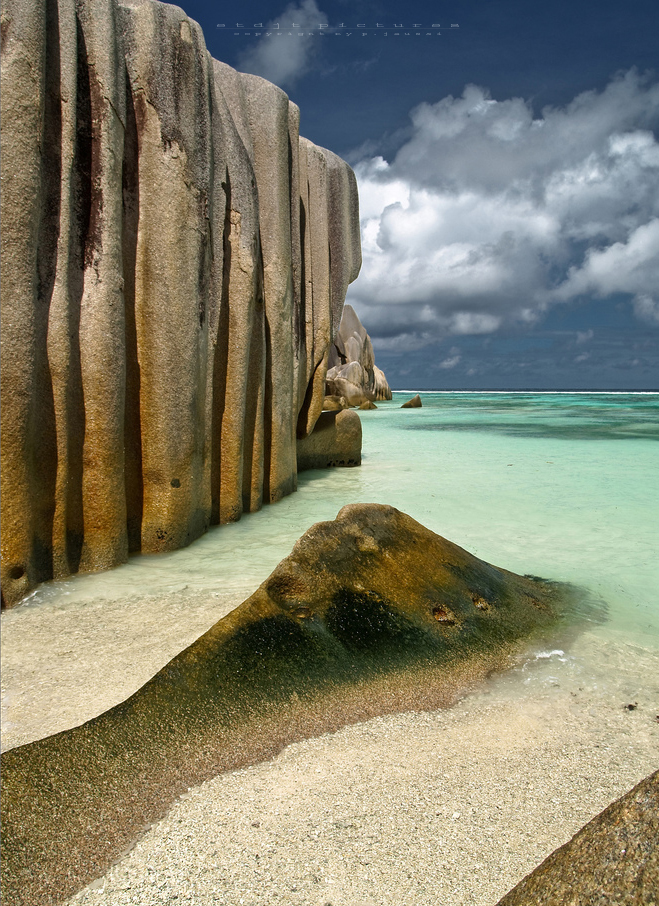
390, 389, 659, 394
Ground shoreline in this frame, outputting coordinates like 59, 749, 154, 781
1, 589, 245, 753
2, 591, 658, 906
68, 656, 657, 906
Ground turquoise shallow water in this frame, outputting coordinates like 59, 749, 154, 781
13, 391, 659, 706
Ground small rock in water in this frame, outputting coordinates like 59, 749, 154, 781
401, 393, 422, 408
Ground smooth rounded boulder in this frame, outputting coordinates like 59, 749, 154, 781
326, 304, 391, 406
296, 409, 362, 471
322, 394, 348, 411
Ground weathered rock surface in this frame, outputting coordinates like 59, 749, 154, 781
359, 400, 377, 410
0, 0, 361, 606
296, 409, 362, 471
402, 393, 423, 408
322, 394, 349, 411
1, 503, 577, 906
326, 304, 391, 406
497, 769, 659, 906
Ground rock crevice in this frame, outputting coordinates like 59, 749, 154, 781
0, 0, 361, 606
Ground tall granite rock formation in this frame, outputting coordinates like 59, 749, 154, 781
326, 304, 391, 406
0, 0, 361, 607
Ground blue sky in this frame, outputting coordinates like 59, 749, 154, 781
185, 0, 658, 389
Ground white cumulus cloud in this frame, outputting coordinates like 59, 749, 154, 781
633, 294, 659, 325
555, 218, 659, 300
436, 348, 461, 369
236, 0, 325, 88
347, 70, 659, 346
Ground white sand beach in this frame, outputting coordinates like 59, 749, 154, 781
3, 587, 658, 906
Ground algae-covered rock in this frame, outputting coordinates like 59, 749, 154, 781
1, 504, 580, 906
497, 769, 659, 906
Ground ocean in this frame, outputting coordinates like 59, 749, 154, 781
4, 391, 659, 743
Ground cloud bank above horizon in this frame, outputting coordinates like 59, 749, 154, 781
347, 69, 659, 354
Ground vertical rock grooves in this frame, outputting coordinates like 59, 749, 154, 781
122, 64, 143, 552
0, 0, 362, 606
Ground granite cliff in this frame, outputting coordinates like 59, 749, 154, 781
0, 0, 361, 606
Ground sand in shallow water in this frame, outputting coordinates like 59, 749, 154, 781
2, 591, 658, 906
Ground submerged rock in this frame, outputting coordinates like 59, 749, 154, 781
401, 393, 422, 408
497, 769, 659, 906
1, 504, 578, 906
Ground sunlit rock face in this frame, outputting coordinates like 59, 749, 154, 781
0, 0, 361, 606
326, 304, 392, 406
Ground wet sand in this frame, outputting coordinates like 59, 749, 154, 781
2, 592, 658, 906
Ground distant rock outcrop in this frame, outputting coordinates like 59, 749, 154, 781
325, 305, 391, 406
1, 503, 576, 906
0, 0, 361, 606
401, 394, 422, 408
497, 769, 659, 905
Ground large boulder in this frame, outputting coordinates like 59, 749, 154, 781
373, 365, 390, 400
497, 769, 659, 906
401, 393, 422, 408
326, 304, 392, 406
296, 409, 362, 471
1, 504, 580, 906
0, 0, 361, 606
